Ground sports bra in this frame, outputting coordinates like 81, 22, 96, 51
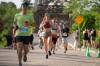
44, 21, 51, 28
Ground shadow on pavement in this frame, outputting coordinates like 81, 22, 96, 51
0, 64, 48, 66
51, 53, 100, 64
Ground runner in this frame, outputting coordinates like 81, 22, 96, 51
38, 27, 44, 49
29, 26, 35, 50
13, 2, 35, 66
62, 24, 70, 53
51, 18, 59, 54
56, 23, 63, 49
39, 14, 52, 59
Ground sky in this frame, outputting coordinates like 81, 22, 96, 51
0, 0, 35, 8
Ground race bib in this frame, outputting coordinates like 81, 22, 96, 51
51, 30, 56, 33
40, 32, 46, 37
62, 33, 67, 36
20, 27, 28, 32
20, 21, 29, 32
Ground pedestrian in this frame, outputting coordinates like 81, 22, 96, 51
90, 29, 96, 48
38, 27, 44, 49
39, 14, 52, 59
56, 23, 62, 48
51, 18, 59, 54
82, 28, 89, 48
13, 2, 35, 66
61, 24, 70, 53
88, 29, 91, 47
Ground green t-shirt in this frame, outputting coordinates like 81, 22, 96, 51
14, 13, 34, 36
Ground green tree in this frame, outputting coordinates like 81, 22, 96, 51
64, 0, 100, 47
63, 0, 100, 31
0, 2, 18, 47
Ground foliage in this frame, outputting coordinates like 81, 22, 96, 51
0, 2, 34, 47
64, 0, 100, 47
96, 36, 100, 44
0, 2, 18, 47
71, 23, 78, 31
64, 0, 100, 30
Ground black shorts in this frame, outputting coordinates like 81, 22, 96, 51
91, 36, 96, 41
44, 31, 51, 38
29, 35, 34, 44
12, 37, 17, 43
52, 36, 58, 44
16, 36, 30, 45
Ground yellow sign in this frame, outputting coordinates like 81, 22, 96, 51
98, 31, 100, 37
75, 15, 83, 25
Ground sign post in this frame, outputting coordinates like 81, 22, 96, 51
75, 15, 83, 47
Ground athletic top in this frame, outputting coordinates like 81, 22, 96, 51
62, 27, 69, 37
83, 31, 89, 40
14, 13, 34, 36
43, 21, 51, 29
91, 30, 96, 37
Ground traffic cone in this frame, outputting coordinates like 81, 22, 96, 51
86, 47, 91, 58
96, 48, 100, 58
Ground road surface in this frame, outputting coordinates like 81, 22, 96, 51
0, 34, 100, 66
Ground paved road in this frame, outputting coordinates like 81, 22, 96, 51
0, 34, 100, 66
0, 45, 100, 66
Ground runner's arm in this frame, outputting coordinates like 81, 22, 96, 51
13, 14, 19, 30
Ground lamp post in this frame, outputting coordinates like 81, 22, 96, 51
75, 15, 84, 47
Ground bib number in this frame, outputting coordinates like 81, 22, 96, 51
62, 33, 67, 36
20, 21, 29, 32
20, 27, 28, 32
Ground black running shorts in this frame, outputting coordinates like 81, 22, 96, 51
16, 36, 30, 45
